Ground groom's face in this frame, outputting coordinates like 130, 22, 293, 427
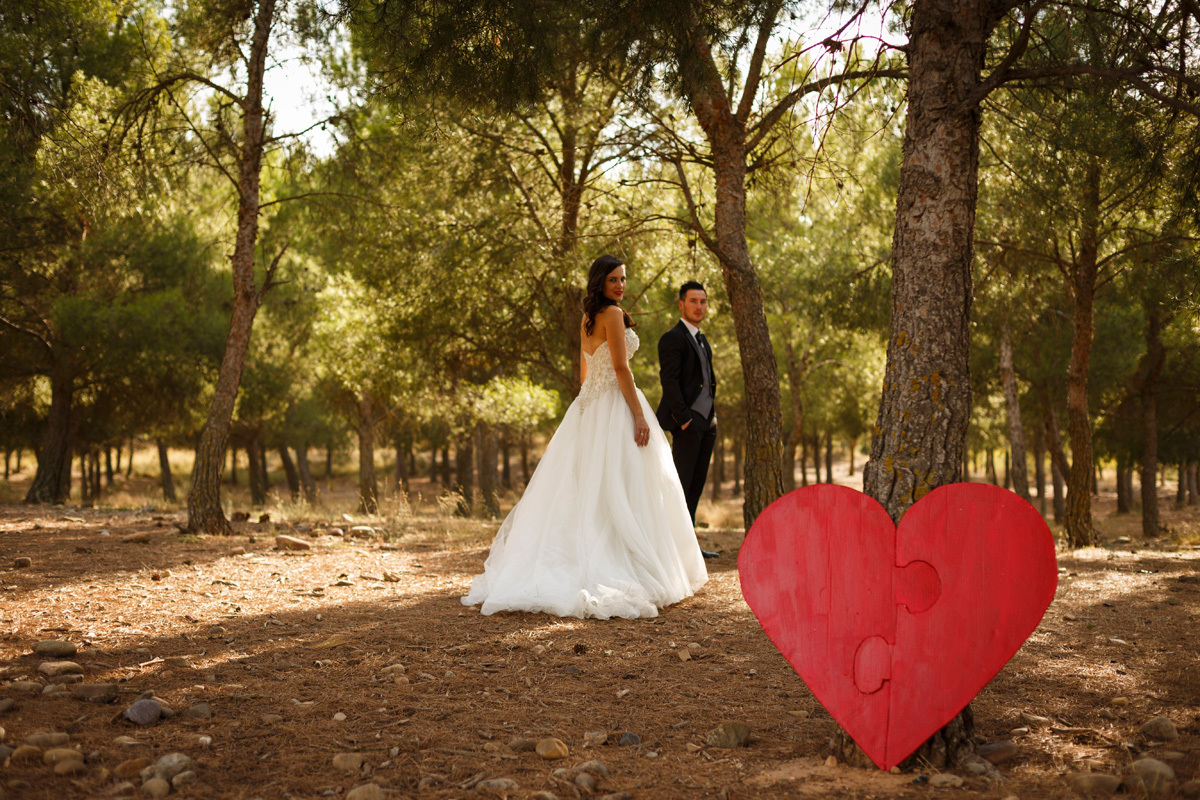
679, 289, 708, 326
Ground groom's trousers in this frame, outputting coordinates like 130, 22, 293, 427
672, 410, 717, 524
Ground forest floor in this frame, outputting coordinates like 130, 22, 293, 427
1, 459, 1199, 800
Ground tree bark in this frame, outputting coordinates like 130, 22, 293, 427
357, 390, 378, 514
228, 444, 238, 485
782, 428, 797, 492
1138, 307, 1165, 537
105, 447, 114, 487
441, 445, 453, 488
278, 446, 301, 501
1062, 161, 1101, 547
156, 439, 177, 503
185, 0, 278, 535
824, 431, 833, 484
78, 450, 90, 505
799, 436, 808, 487
999, 332, 1031, 501
325, 442, 334, 480
125, 438, 134, 477
25, 361, 75, 504
1051, 454, 1066, 524
394, 434, 410, 495
862, 0, 992, 532
848, 438, 857, 477
500, 436, 511, 491
733, 437, 742, 496
986, 448, 997, 486
520, 436, 530, 486
296, 444, 318, 504
711, 430, 724, 500
1188, 461, 1198, 505
675, 20, 785, 528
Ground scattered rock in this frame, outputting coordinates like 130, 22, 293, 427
618, 732, 640, 747
181, 703, 211, 719
121, 532, 152, 544
380, 664, 406, 676
72, 683, 118, 703
143, 752, 194, 782
575, 773, 598, 792
42, 683, 71, 695
536, 737, 569, 760
37, 661, 83, 677
1179, 780, 1200, 799
1140, 717, 1179, 742
1131, 758, 1176, 792
507, 737, 537, 752
0, 698, 14, 713
112, 736, 145, 747
966, 761, 989, 776
12, 745, 42, 762
676, 649, 691, 661
9, 681, 41, 693
42, 747, 83, 765
824, 756, 838, 767
24, 733, 69, 747
1098, 709, 1116, 720
333, 752, 365, 771
1069, 773, 1122, 795
980, 740, 1018, 764
583, 731, 607, 747
115, 758, 151, 779
1111, 697, 1131, 708
346, 785, 386, 800
327, 527, 345, 537
13, 557, 32, 568
230, 547, 246, 556
348, 525, 376, 538
53, 758, 87, 775
123, 698, 162, 726
33, 640, 77, 658
171, 770, 198, 789
142, 777, 170, 798
705, 721, 751, 748
929, 774, 964, 788
0, 744, 12, 761
275, 535, 311, 551
597, 793, 634, 800
575, 760, 611, 776
476, 778, 520, 796
262, 714, 283, 724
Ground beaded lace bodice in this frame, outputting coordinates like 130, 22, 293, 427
577, 328, 639, 411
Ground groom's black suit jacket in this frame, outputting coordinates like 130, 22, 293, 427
655, 321, 716, 433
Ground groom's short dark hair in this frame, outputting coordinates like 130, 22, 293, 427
679, 281, 705, 300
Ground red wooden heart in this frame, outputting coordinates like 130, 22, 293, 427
739, 483, 1057, 770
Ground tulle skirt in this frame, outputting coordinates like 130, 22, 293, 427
461, 387, 708, 619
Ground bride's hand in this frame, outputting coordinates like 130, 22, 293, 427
634, 416, 650, 447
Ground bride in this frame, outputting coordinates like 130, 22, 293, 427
461, 255, 708, 619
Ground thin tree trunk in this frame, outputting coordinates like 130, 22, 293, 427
1179, 461, 1188, 505
848, 438, 857, 477
259, 445, 270, 492
325, 441, 333, 480
811, 433, 822, 484
455, 438, 474, 516
78, 450, 89, 505
986, 448, 997, 486
711, 430, 723, 500
478, 426, 500, 518
125, 437, 133, 477
296, 444, 318, 504
1004, 450, 1011, 490
357, 390, 378, 514
1051, 455, 1065, 524
246, 436, 266, 507
228, 444, 238, 485
1115, 457, 1129, 514
500, 436, 511, 491
105, 447, 114, 487
824, 431, 833, 484
157, 439, 177, 503
429, 444, 439, 483
520, 436, 530, 487
91, 450, 100, 500
394, 434, 410, 495
442, 445, 453, 488
999, 332, 1030, 501
278, 446, 301, 501
732, 438, 742, 496
1033, 429, 1047, 515
782, 428, 797, 492
3, 449, 9, 480
799, 435, 808, 487
185, 0, 279, 535
114, 443, 121, 475
1138, 308, 1165, 537
1188, 461, 1198, 505
25, 361, 74, 504
1062, 162, 1101, 547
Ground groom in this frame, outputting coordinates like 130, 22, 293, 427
656, 281, 719, 559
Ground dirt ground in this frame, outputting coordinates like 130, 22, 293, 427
1, 463, 1199, 800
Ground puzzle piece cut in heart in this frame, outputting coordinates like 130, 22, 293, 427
739, 483, 1057, 771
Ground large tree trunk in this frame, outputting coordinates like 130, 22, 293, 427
357, 390, 378, 514
676, 24, 785, 528
156, 439, 177, 503
278, 446, 301, 501
861, 0, 1012, 769
1138, 307, 1165, 537
296, 444, 318, 504
1115, 457, 1129, 513
185, 0, 278, 535
1063, 162, 1101, 547
999, 332, 1031, 501
25, 361, 75, 504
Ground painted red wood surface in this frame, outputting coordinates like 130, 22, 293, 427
739, 483, 1058, 770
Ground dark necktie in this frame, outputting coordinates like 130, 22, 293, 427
695, 332, 711, 385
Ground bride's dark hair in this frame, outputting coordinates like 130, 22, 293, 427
583, 254, 635, 336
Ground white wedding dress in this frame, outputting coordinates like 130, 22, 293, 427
462, 328, 708, 619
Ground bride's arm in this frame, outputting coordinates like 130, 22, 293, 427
603, 307, 650, 448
